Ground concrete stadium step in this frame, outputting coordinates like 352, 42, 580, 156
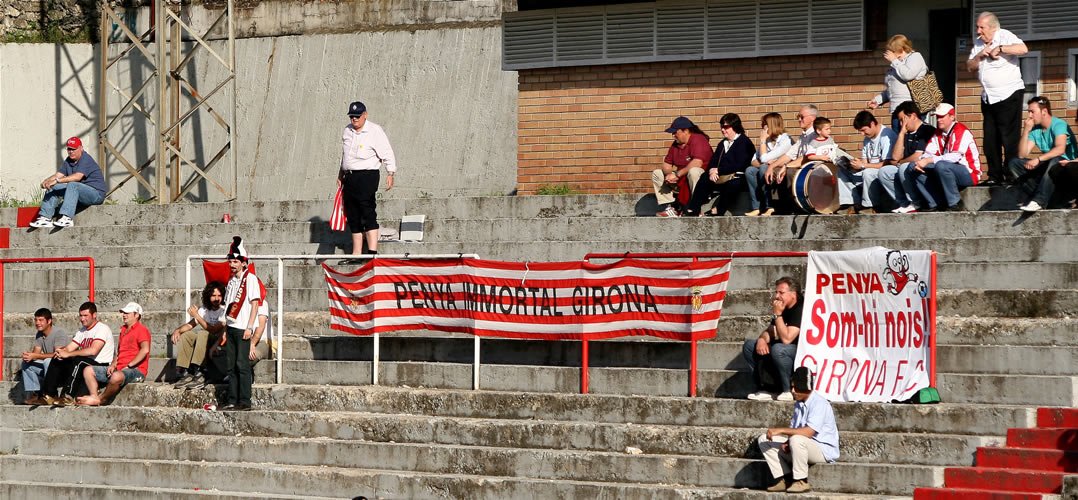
5, 233, 1076, 291
3, 261, 1076, 313
1007, 428, 1078, 451
0, 481, 335, 499
0, 454, 879, 499
941, 467, 1067, 494
975, 447, 1078, 472
9, 232, 1077, 266
0, 189, 1031, 228
4, 355, 1072, 406
1038, 407, 1078, 427
2, 381, 1041, 435
913, 486, 1053, 499
4, 428, 943, 495
0, 404, 997, 467
9, 319, 1076, 371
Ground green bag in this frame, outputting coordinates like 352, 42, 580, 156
912, 387, 941, 404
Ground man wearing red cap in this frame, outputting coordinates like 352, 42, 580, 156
903, 104, 981, 211
30, 136, 106, 228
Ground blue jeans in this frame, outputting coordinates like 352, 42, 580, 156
741, 338, 797, 392
20, 358, 50, 393
38, 182, 105, 219
901, 161, 972, 209
1008, 156, 1061, 206
745, 166, 773, 210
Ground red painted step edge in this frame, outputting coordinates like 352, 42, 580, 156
914, 486, 1046, 500
1008, 428, 1078, 451
943, 467, 1065, 494
977, 447, 1078, 472
1038, 407, 1078, 428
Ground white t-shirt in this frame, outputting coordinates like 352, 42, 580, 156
225, 272, 263, 330
787, 128, 818, 159
256, 300, 273, 344
862, 127, 898, 164
73, 321, 115, 364
198, 306, 225, 328
969, 28, 1025, 104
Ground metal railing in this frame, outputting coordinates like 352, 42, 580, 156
0, 257, 96, 382
184, 254, 480, 386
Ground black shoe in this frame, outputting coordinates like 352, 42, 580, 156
236, 403, 252, 411
339, 258, 366, 266
944, 201, 966, 212
220, 403, 237, 411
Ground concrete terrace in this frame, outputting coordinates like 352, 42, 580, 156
1, 185, 1076, 498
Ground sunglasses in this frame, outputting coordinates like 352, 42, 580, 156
721, 124, 733, 129
66, 147, 77, 151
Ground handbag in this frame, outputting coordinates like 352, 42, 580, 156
907, 72, 943, 114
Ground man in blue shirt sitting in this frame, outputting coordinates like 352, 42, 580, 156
30, 136, 106, 228
757, 366, 840, 493
1008, 96, 1078, 212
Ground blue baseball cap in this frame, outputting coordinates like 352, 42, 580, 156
347, 101, 366, 117
665, 116, 696, 134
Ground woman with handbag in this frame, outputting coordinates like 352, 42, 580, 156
685, 113, 756, 216
866, 35, 929, 130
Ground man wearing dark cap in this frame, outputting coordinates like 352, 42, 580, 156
651, 116, 712, 217
757, 366, 840, 493
30, 136, 106, 228
339, 101, 397, 260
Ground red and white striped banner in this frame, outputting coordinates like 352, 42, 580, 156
330, 187, 347, 232
324, 258, 732, 341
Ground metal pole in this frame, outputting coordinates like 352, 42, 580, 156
154, 0, 168, 203
0, 261, 5, 382
277, 258, 283, 384
580, 339, 589, 394
227, 0, 237, 200
929, 252, 938, 388
97, 7, 108, 174
689, 339, 698, 397
170, 18, 181, 201
372, 333, 380, 385
472, 336, 480, 390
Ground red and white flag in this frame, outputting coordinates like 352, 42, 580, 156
323, 257, 732, 341
330, 187, 347, 232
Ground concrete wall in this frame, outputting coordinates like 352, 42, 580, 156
0, 43, 96, 202
1, 25, 518, 203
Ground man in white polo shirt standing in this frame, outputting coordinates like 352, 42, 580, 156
339, 101, 397, 263
967, 11, 1028, 185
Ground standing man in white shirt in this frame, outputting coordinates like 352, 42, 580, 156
222, 236, 262, 411
340, 101, 397, 262
967, 11, 1028, 185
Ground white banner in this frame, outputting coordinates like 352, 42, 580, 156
795, 247, 933, 402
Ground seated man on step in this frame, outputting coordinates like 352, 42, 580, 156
170, 282, 227, 389
40, 301, 115, 405
742, 277, 803, 401
19, 307, 70, 405
77, 302, 150, 406
757, 367, 840, 493
29, 136, 106, 228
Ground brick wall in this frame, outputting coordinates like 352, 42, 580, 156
518, 38, 1078, 195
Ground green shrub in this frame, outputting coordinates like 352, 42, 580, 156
535, 184, 576, 196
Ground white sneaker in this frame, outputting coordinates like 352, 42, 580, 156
776, 391, 794, 401
656, 206, 679, 218
892, 205, 917, 214
747, 391, 775, 401
1019, 201, 1042, 212
53, 215, 74, 227
29, 216, 53, 228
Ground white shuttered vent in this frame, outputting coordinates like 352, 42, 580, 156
972, 0, 1078, 41
503, 0, 864, 70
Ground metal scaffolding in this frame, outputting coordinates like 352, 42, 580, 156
98, 0, 237, 204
